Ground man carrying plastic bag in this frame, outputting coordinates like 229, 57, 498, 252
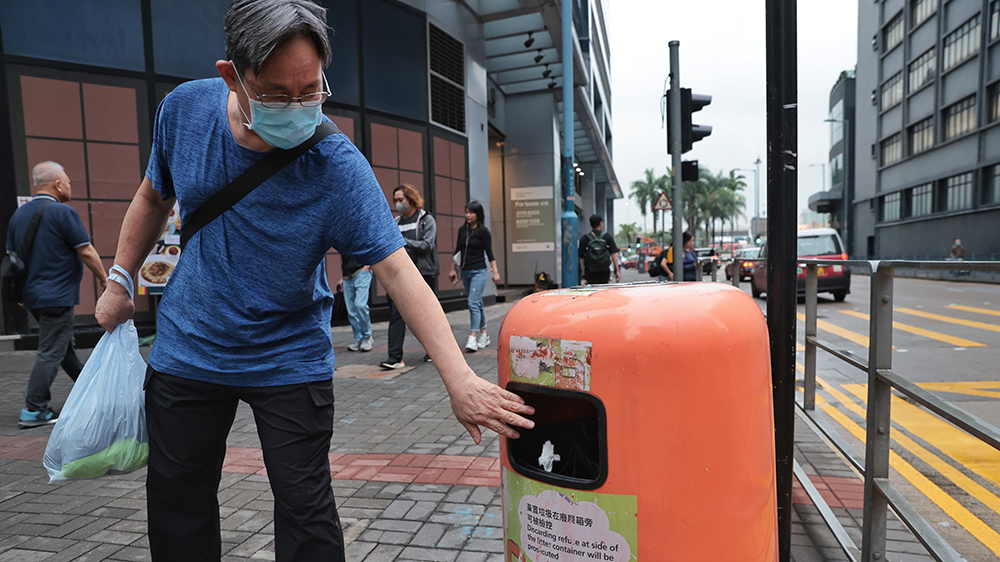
43, 272, 147, 482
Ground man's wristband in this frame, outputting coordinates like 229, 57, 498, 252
107, 265, 134, 301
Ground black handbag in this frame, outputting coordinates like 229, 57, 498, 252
1, 200, 53, 304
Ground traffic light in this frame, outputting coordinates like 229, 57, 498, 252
667, 88, 712, 154
681, 160, 699, 182
635, 236, 642, 249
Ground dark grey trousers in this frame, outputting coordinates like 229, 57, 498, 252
26, 306, 82, 411
386, 274, 436, 362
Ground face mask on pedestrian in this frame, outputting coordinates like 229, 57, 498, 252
231, 62, 325, 150
395, 200, 409, 213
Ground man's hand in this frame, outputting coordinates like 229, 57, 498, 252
446, 370, 535, 444
95, 281, 134, 332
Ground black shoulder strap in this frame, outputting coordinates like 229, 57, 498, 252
18, 200, 54, 265
180, 121, 340, 249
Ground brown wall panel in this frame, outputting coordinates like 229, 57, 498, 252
25, 139, 86, 190
77, 275, 96, 316
370, 123, 398, 169
398, 128, 423, 172
433, 137, 449, 177
89, 201, 130, 256
398, 170, 423, 196
372, 166, 399, 204
325, 253, 343, 290
434, 175, 451, 215
66, 201, 91, 237
87, 143, 141, 200
451, 179, 466, 216
449, 142, 465, 180
82, 84, 139, 144
21, 76, 83, 140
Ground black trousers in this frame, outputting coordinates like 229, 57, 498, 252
386, 274, 436, 362
144, 367, 343, 562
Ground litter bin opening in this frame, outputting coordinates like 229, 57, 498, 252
505, 382, 608, 490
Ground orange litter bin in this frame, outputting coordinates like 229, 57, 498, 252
499, 282, 777, 561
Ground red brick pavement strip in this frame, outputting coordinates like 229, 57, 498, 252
792, 474, 864, 510
218, 447, 503, 487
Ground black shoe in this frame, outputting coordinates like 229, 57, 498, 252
379, 360, 405, 370
422, 354, 432, 363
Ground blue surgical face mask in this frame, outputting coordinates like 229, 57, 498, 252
233, 68, 323, 150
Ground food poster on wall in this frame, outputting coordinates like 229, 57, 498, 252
503, 468, 637, 562
509, 335, 592, 391
137, 201, 181, 295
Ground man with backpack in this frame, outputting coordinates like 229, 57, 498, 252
578, 214, 621, 285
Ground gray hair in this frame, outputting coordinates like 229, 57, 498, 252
225, 0, 332, 76
32, 161, 65, 187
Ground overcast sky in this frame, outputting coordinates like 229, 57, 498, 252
607, 0, 858, 234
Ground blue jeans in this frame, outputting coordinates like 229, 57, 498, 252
461, 268, 488, 331
342, 269, 372, 341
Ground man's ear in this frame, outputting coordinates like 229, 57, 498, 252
216, 60, 239, 92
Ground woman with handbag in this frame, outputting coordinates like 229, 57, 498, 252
448, 200, 500, 352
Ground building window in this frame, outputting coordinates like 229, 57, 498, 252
910, 183, 933, 217
882, 192, 901, 221
943, 96, 977, 140
881, 133, 902, 165
908, 48, 936, 91
908, 117, 934, 155
943, 15, 981, 71
880, 72, 903, 109
945, 172, 974, 211
912, 0, 937, 27
987, 164, 1000, 204
884, 13, 904, 52
990, 82, 1000, 124
829, 100, 844, 145
991, 0, 1000, 41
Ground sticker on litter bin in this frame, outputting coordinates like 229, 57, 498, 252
509, 336, 592, 391
504, 468, 636, 561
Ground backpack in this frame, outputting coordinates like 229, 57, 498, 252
1, 201, 52, 304
648, 249, 667, 278
583, 231, 612, 274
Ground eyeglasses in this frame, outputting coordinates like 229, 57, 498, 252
242, 72, 331, 108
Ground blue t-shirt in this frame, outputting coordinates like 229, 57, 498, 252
5, 194, 90, 310
145, 78, 403, 387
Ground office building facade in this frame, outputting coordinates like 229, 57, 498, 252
853, 0, 1000, 259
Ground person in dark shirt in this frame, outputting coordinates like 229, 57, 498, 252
578, 214, 620, 285
380, 184, 438, 369
666, 231, 698, 281
448, 200, 501, 352
340, 255, 372, 352
5, 161, 107, 428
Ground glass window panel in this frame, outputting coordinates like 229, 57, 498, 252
989, 165, 1000, 204
0, 1, 144, 71
991, 0, 1000, 41
910, 183, 933, 217
884, 13, 904, 51
908, 117, 934, 155
908, 48, 936, 91
912, 0, 937, 27
943, 15, 981, 71
881, 72, 903, 109
881, 133, 902, 165
882, 192, 901, 221
945, 172, 974, 211
944, 96, 977, 140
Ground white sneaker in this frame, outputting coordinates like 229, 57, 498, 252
360, 337, 373, 352
347, 340, 361, 352
465, 335, 478, 352
477, 332, 490, 348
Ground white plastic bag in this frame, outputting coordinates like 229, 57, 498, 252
43, 320, 148, 482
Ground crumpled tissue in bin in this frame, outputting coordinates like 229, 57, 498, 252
538, 440, 561, 473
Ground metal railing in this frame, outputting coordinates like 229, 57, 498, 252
798, 259, 1000, 562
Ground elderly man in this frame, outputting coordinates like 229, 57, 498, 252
6, 162, 107, 428
94, 1, 533, 560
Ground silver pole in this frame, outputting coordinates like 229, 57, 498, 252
669, 41, 683, 283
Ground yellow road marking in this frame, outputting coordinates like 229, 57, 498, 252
946, 305, 1000, 318
837, 310, 985, 348
796, 342, 804, 352
896, 308, 1000, 334
814, 394, 1000, 557
842, 384, 1000, 496
919, 382, 1000, 400
796, 313, 871, 347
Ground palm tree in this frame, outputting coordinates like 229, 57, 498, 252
629, 168, 669, 238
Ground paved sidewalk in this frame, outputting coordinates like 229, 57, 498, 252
0, 282, 932, 561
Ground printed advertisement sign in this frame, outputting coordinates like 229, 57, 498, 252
510, 186, 555, 253
509, 336, 592, 391
137, 201, 181, 295
504, 468, 637, 562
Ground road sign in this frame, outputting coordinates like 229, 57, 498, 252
653, 192, 672, 211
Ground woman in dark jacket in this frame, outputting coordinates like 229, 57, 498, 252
448, 200, 501, 352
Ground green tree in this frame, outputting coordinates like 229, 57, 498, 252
629, 168, 670, 238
